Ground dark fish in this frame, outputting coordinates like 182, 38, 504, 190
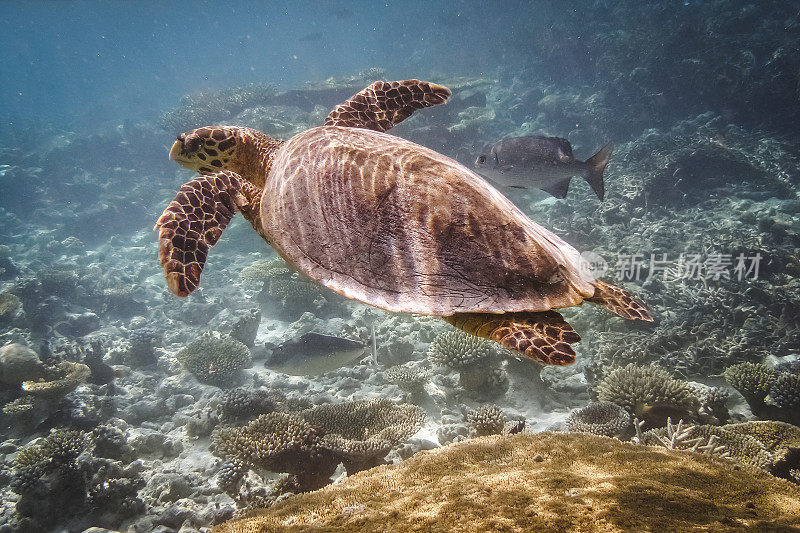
635, 401, 692, 430
266, 333, 367, 376
84, 352, 122, 395
473, 136, 612, 201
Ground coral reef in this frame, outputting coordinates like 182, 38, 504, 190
228, 308, 261, 348
724, 362, 799, 424
638, 418, 800, 480
123, 327, 160, 368
159, 83, 277, 133
241, 258, 329, 319
596, 364, 700, 428
466, 405, 507, 437
0, 343, 43, 385
770, 372, 800, 411
566, 401, 631, 438
21, 360, 91, 400
301, 399, 426, 474
9, 427, 144, 530
384, 364, 430, 395
216, 387, 308, 423
175, 333, 251, 387
691, 383, 731, 425
3, 49, 800, 530
212, 411, 331, 494
213, 432, 800, 532
212, 399, 424, 498
428, 329, 508, 399
724, 362, 777, 406
723, 420, 800, 478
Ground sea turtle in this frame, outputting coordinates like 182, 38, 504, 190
156, 79, 652, 367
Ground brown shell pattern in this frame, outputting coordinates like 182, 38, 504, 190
259, 126, 595, 316
155, 171, 249, 296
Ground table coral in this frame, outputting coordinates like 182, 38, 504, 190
212, 432, 800, 533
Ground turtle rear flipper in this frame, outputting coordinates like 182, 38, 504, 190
586, 280, 653, 321
155, 171, 258, 296
444, 311, 581, 366
325, 79, 450, 132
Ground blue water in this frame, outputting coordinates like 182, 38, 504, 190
1, 0, 545, 131
1, 1, 799, 530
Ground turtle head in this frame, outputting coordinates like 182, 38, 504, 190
169, 126, 284, 188
169, 126, 241, 174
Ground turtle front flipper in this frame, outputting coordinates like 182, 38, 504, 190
154, 171, 258, 297
585, 280, 653, 321
325, 79, 450, 132
443, 311, 581, 366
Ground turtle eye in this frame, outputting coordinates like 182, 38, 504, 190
184, 137, 200, 153
477, 155, 486, 164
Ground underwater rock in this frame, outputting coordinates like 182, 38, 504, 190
0, 292, 23, 325
129, 429, 183, 459
53, 311, 101, 337
228, 308, 261, 348
214, 432, 800, 532
0, 343, 43, 385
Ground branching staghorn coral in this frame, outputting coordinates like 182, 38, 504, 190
635, 418, 786, 472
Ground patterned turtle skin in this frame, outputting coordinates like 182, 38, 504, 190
156, 80, 652, 367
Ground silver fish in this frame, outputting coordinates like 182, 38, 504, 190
266, 332, 367, 376
474, 136, 612, 200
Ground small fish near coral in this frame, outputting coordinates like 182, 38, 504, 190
265, 333, 367, 376
473, 136, 612, 200
155, 79, 651, 370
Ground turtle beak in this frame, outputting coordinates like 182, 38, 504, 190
168, 140, 183, 161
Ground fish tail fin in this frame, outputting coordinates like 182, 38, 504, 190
584, 142, 613, 201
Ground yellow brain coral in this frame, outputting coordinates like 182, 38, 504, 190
213, 432, 800, 533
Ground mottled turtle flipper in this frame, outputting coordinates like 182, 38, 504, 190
155, 171, 259, 297
586, 280, 653, 321
325, 79, 450, 132
444, 311, 581, 366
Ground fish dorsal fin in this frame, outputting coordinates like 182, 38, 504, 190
540, 178, 571, 199
325, 79, 450, 133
